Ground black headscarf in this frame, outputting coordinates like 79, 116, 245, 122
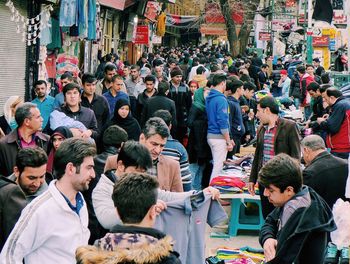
110, 99, 141, 141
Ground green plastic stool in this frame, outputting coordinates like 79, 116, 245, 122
228, 198, 264, 236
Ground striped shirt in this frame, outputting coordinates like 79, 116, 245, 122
263, 125, 277, 164
161, 137, 192, 189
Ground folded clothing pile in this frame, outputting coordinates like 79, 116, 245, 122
210, 176, 246, 194
216, 247, 264, 264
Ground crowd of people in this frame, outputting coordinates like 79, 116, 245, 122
0, 44, 349, 264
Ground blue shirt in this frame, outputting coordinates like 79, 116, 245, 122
103, 90, 129, 115
54, 92, 65, 109
32, 96, 55, 129
61, 192, 84, 215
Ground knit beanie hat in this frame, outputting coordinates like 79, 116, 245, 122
170, 67, 183, 78
103, 125, 128, 147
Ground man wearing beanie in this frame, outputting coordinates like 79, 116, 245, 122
168, 67, 192, 144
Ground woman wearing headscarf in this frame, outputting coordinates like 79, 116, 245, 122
0, 96, 24, 135
46, 126, 73, 176
187, 86, 212, 190
105, 99, 141, 141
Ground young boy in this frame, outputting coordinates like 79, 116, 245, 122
76, 172, 181, 264
258, 153, 336, 264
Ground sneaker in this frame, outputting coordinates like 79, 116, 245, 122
339, 246, 349, 264
324, 243, 339, 264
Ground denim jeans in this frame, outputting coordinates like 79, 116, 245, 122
294, 98, 301, 109
189, 163, 205, 191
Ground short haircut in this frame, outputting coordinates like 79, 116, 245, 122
261, 64, 269, 69
210, 64, 219, 73
153, 110, 172, 126
142, 117, 169, 139
197, 66, 206, 75
61, 72, 74, 81
82, 73, 97, 84
117, 141, 152, 171
245, 59, 252, 64
157, 81, 170, 95
319, 84, 332, 94
212, 74, 227, 87
16, 147, 48, 174
53, 138, 96, 180
112, 172, 159, 224
105, 54, 112, 62
321, 72, 330, 84
102, 125, 128, 148
301, 135, 325, 151
15, 102, 37, 127
104, 64, 117, 73
296, 65, 306, 74
63, 83, 81, 97
306, 64, 314, 69
34, 80, 47, 88
258, 153, 302, 193
226, 79, 244, 94
243, 81, 256, 91
258, 96, 280, 114
111, 74, 124, 83
306, 82, 320, 92
144, 75, 156, 83
326, 88, 342, 98
130, 65, 140, 71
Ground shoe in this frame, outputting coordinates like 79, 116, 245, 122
339, 246, 349, 264
324, 243, 339, 264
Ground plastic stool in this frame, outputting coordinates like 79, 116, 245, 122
228, 198, 264, 236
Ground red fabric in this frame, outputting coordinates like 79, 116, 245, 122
326, 109, 350, 152
210, 176, 246, 189
45, 54, 57, 79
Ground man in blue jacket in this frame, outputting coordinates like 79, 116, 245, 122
206, 74, 234, 180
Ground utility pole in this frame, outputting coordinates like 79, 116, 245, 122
306, 0, 313, 63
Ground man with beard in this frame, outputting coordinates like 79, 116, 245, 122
31, 80, 54, 131
247, 96, 301, 218
0, 148, 48, 251
124, 65, 145, 117
96, 64, 117, 95
0, 138, 96, 264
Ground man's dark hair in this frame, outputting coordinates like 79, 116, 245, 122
54, 138, 96, 180
15, 102, 37, 127
326, 88, 342, 98
258, 153, 302, 193
144, 75, 156, 83
34, 80, 47, 88
306, 64, 314, 69
61, 72, 74, 81
319, 84, 332, 94
228, 66, 238, 74
82, 73, 97, 84
142, 117, 169, 139
226, 79, 243, 94
105, 54, 113, 62
117, 141, 152, 171
321, 72, 330, 84
112, 173, 158, 224
63, 83, 81, 97
243, 81, 256, 91
16, 147, 48, 174
197, 66, 206, 75
199, 57, 207, 65
296, 65, 306, 74
259, 96, 279, 114
261, 64, 269, 69
157, 81, 170, 95
244, 59, 252, 65
104, 64, 117, 74
103, 125, 128, 148
130, 65, 140, 71
306, 82, 320, 92
212, 74, 227, 87
210, 64, 220, 73
153, 110, 172, 126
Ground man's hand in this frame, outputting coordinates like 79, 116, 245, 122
155, 200, 167, 215
70, 128, 83, 138
203, 186, 220, 200
263, 238, 277, 262
227, 140, 235, 151
247, 182, 256, 196
245, 134, 251, 142
81, 129, 92, 139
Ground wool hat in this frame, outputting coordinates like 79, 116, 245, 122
102, 125, 128, 147
170, 68, 183, 78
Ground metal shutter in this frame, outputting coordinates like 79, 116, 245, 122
0, 0, 27, 115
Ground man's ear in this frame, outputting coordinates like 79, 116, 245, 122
285, 186, 295, 196
139, 133, 146, 143
149, 205, 157, 220
13, 166, 20, 178
116, 160, 125, 172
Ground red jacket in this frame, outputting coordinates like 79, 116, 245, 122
299, 73, 314, 106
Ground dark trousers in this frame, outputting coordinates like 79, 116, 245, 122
331, 151, 349, 160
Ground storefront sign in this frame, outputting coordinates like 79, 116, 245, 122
144, 1, 160, 22
329, 39, 336, 51
98, 0, 125, 10
259, 32, 271, 41
312, 36, 329, 46
200, 24, 227, 36
333, 10, 347, 24
133, 25, 149, 45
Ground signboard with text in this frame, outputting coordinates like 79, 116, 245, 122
259, 32, 271, 41
312, 36, 329, 46
133, 25, 149, 45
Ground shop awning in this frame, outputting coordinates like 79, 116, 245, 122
98, 0, 136, 11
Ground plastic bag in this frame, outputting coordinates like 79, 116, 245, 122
330, 198, 350, 249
